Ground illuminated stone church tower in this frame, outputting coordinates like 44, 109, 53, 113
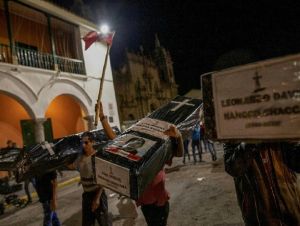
113, 35, 178, 127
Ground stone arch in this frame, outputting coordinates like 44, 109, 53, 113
38, 78, 92, 117
45, 94, 89, 139
0, 70, 38, 106
0, 91, 34, 147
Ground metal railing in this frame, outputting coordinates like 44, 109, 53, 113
56, 55, 85, 75
0, 43, 86, 75
16, 46, 55, 70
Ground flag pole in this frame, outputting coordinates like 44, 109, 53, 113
94, 43, 111, 127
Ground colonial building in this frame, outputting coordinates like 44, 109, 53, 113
0, 0, 120, 148
113, 36, 178, 127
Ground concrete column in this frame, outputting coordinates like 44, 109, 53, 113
83, 115, 96, 130
34, 118, 47, 143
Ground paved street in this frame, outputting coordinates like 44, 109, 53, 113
0, 145, 245, 226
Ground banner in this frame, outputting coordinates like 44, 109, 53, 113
212, 55, 300, 139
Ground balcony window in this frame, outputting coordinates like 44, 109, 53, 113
9, 1, 51, 54
0, 0, 10, 63
51, 18, 85, 74
7, 1, 53, 69
0, 0, 8, 44
0, 1, 85, 74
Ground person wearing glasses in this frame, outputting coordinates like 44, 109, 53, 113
68, 130, 111, 226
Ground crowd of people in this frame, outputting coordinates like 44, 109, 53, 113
1, 102, 300, 226
183, 121, 217, 164
0, 102, 184, 226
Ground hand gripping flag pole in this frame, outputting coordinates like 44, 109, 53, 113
82, 31, 115, 126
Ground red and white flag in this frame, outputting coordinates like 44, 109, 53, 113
83, 31, 115, 50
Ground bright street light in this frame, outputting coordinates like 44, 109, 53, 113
100, 24, 109, 34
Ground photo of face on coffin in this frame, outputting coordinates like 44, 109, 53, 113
118, 137, 145, 154
105, 134, 157, 159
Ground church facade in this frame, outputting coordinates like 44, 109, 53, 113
113, 36, 178, 127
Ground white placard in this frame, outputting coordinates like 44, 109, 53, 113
213, 56, 300, 139
128, 118, 173, 140
95, 157, 130, 197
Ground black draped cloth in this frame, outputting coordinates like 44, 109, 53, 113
14, 127, 120, 182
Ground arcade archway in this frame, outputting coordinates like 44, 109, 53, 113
0, 92, 31, 148
45, 94, 87, 139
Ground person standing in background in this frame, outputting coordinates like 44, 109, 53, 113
191, 124, 202, 163
35, 171, 61, 226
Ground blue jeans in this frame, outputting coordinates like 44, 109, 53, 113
183, 139, 190, 163
191, 140, 202, 162
42, 201, 61, 226
207, 140, 217, 161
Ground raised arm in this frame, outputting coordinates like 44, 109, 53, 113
97, 102, 117, 140
164, 125, 184, 157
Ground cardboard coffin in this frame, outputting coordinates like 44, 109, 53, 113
0, 148, 22, 171
202, 54, 300, 141
14, 127, 120, 182
95, 96, 202, 200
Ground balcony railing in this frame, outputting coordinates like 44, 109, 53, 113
16, 46, 55, 70
56, 56, 85, 75
0, 43, 85, 75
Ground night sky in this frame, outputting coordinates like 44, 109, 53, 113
59, 0, 300, 95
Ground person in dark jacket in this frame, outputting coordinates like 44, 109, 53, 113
35, 171, 61, 226
191, 124, 202, 162
224, 142, 300, 226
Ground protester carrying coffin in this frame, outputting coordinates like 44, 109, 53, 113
202, 54, 300, 226
95, 96, 200, 200
68, 131, 111, 226
13, 127, 119, 183
224, 142, 300, 226
98, 102, 183, 226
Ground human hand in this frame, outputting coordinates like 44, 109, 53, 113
163, 125, 180, 138
95, 102, 105, 119
91, 199, 100, 212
